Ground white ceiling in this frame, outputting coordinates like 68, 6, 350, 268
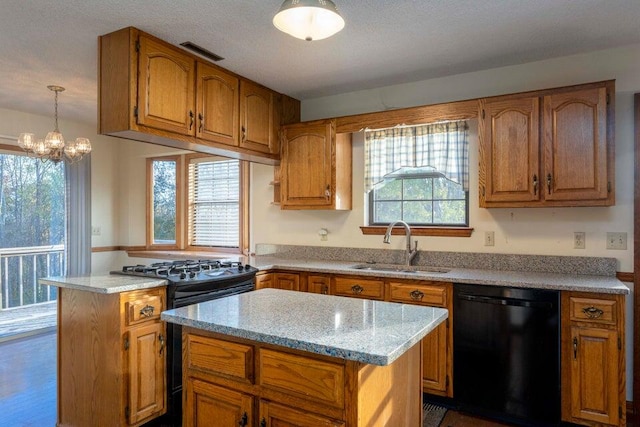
1, 0, 639, 126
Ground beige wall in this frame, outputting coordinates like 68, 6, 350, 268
251, 43, 640, 273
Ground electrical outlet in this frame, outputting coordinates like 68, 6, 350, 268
606, 232, 627, 250
484, 231, 495, 246
574, 232, 585, 249
91, 226, 101, 236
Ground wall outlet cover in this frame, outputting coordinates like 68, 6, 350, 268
574, 232, 585, 249
606, 232, 627, 250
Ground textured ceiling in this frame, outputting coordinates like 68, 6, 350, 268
1, 0, 639, 126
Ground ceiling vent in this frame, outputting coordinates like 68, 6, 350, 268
180, 42, 224, 62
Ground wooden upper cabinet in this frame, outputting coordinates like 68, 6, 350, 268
479, 81, 614, 208
280, 120, 352, 210
99, 27, 299, 164
480, 96, 540, 203
239, 80, 277, 155
196, 62, 239, 146
543, 87, 609, 201
137, 35, 195, 136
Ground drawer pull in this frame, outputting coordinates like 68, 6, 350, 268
140, 305, 155, 318
410, 290, 425, 301
582, 306, 604, 319
238, 412, 248, 427
351, 285, 364, 294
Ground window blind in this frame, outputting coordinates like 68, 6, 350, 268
188, 159, 240, 248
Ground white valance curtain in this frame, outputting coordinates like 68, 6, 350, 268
364, 121, 469, 192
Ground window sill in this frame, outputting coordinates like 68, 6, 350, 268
126, 249, 244, 261
360, 226, 474, 237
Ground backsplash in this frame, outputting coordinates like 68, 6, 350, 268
254, 244, 618, 277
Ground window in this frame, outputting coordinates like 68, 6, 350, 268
370, 167, 468, 225
146, 154, 248, 253
188, 158, 240, 248
0, 145, 65, 308
147, 156, 181, 248
365, 121, 469, 227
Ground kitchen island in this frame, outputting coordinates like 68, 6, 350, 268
161, 288, 448, 427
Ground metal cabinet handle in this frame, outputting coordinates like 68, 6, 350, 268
159, 334, 165, 355
260, 418, 266, 427
410, 290, 424, 301
321, 285, 328, 295
189, 110, 194, 130
140, 305, 155, 317
533, 174, 538, 196
241, 126, 246, 142
238, 412, 248, 427
198, 113, 204, 133
547, 173, 552, 194
351, 285, 364, 295
325, 185, 331, 201
582, 306, 604, 319
573, 336, 578, 359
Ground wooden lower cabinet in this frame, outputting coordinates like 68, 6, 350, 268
57, 286, 167, 426
255, 272, 300, 291
308, 274, 330, 295
388, 280, 453, 397
183, 329, 422, 427
260, 400, 345, 427
562, 292, 625, 427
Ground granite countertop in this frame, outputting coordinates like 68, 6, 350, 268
39, 275, 167, 294
161, 288, 448, 366
249, 256, 629, 294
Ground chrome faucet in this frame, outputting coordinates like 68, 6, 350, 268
383, 220, 418, 266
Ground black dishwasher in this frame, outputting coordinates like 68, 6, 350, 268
453, 283, 560, 426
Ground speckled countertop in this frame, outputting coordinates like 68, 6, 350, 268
39, 275, 167, 294
249, 256, 629, 294
161, 288, 448, 366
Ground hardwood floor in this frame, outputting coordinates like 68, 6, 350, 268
0, 331, 56, 426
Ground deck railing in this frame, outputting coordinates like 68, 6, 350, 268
0, 245, 65, 310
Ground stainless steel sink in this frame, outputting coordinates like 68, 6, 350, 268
350, 263, 450, 274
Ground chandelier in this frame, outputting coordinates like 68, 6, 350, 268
18, 85, 91, 163
273, 0, 345, 41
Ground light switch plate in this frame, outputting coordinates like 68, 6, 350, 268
606, 232, 627, 250
484, 231, 495, 246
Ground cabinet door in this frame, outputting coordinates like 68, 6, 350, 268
479, 96, 540, 203
259, 400, 344, 427
137, 35, 195, 135
281, 121, 334, 208
422, 321, 448, 395
308, 275, 330, 295
274, 273, 300, 291
184, 378, 253, 427
127, 322, 166, 424
239, 80, 276, 154
255, 273, 274, 289
196, 62, 239, 146
570, 326, 619, 425
543, 87, 609, 201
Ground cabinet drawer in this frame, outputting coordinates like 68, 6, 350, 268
389, 282, 447, 307
123, 288, 165, 326
259, 349, 345, 409
334, 277, 384, 300
569, 297, 617, 325
186, 335, 254, 383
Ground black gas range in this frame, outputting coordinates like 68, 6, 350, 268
112, 259, 258, 426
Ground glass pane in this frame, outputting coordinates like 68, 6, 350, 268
403, 178, 433, 200
374, 201, 401, 223
433, 177, 465, 199
152, 160, 176, 244
403, 201, 433, 224
374, 179, 402, 200
433, 200, 466, 224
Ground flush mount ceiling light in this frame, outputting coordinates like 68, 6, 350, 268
273, 0, 345, 41
18, 85, 91, 164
